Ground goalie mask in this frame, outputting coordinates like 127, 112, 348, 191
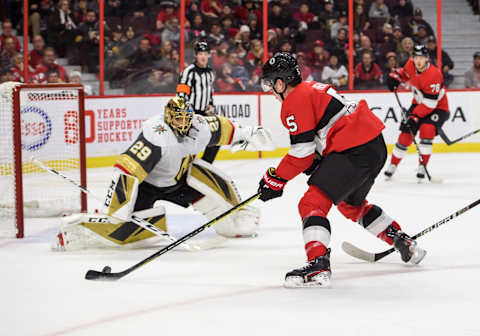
164, 96, 194, 137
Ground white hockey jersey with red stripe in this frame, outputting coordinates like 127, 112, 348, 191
275, 81, 385, 181
397, 59, 449, 117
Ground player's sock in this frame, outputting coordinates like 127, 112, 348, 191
419, 138, 433, 166
386, 225, 427, 264
357, 204, 399, 244
284, 248, 331, 288
390, 132, 413, 167
302, 216, 330, 261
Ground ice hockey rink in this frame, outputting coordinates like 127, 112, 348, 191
2, 152, 480, 336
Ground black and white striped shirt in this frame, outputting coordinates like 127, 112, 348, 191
176, 63, 214, 114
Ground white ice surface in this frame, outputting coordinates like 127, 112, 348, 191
2, 153, 480, 336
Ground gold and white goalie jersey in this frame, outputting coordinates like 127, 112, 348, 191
115, 114, 236, 188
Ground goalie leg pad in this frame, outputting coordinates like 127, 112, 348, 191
52, 206, 166, 251
188, 159, 260, 237
102, 169, 139, 221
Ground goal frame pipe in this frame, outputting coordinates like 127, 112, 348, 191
13, 86, 25, 238
11, 84, 87, 238
78, 89, 87, 212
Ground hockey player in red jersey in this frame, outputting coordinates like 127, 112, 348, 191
385, 45, 450, 181
258, 52, 426, 287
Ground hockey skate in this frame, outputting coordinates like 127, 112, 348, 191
284, 249, 332, 288
384, 164, 397, 180
416, 165, 426, 183
387, 226, 426, 264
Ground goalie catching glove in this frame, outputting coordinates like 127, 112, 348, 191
230, 125, 274, 153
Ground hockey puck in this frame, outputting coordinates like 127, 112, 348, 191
102, 266, 112, 273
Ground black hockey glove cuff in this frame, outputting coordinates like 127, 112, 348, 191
258, 167, 287, 202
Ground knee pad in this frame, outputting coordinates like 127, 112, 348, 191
298, 185, 333, 219
419, 123, 436, 139
52, 206, 166, 251
188, 159, 259, 238
398, 132, 413, 147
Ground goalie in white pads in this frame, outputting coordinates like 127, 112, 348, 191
53, 96, 274, 250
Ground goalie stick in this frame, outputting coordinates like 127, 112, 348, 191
342, 197, 480, 262
31, 158, 205, 252
85, 193, 260, 281
394, 91, 442, 184
438, 128, 480, 146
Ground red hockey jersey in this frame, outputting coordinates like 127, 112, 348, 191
397, 58, 449, 118
276, 81, 385, 181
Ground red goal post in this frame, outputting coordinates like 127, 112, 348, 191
0, 83, 87, 238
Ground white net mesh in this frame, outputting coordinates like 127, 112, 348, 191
0, 83, 85, 237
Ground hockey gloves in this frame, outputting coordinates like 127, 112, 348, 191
405, 114, 420, 134
387, 71, 401, 92
258, 167, 287, 202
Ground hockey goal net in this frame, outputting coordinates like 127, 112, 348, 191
0, 83, 87, 238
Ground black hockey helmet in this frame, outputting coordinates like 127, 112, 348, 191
194, 41, 210, 54
261, 52, 302, 97
413, 44, 428, 57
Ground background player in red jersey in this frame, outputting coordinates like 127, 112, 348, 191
258, 53, 426, 288
385, 45, 450, 181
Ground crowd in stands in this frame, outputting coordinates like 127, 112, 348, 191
0, 0, 478, 92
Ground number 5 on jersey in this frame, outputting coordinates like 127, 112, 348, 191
286, 115, 298, 133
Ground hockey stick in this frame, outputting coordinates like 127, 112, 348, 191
31, 158, 201, 252
342, 197, 480, 262
438, 128, 480, 146
85, 193, 260, 281
394, 91, 441, 183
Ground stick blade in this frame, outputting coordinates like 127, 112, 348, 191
341, 241, 376, 262
85, 269, 124, 281
429, 177, 443, 184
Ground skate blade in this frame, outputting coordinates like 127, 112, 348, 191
409, 249, 427, 265
284, 275, 331, 288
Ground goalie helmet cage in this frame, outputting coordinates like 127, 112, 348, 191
0, 83, 87, 238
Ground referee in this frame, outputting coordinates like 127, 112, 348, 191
176, 41, 218, 163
